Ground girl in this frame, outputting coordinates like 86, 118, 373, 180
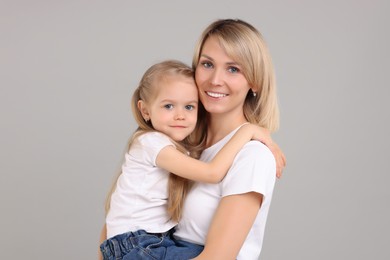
99, 60, 280, 260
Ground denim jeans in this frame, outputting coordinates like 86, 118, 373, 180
100, 229, 203, 260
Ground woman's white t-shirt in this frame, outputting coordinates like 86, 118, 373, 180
174, 127, 276, 259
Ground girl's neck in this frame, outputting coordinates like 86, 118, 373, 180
206, 112, 248, 147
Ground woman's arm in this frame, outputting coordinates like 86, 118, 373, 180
192, 192, 262, 260
191, 141, 275, 259
156, 124, 264, 183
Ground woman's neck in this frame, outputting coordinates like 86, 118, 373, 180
206, 112, 248, 147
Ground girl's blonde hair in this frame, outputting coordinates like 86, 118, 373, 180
105, 60, 206, 222
193, 19, 280, 132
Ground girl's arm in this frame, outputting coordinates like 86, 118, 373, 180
192, 192, 262, 260
156, 123, 263, 183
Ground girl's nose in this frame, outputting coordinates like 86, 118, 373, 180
175, 109, 185, 120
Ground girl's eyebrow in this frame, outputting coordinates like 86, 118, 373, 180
160, 99, 198, 104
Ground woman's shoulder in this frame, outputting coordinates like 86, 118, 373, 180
229, 140, 276, 174
241, 140, 274, 161
221, 140, 276, 196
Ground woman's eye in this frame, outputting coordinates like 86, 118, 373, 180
228, 66, 240, 73
200, 61, 213, 69
164, 104, 174, 109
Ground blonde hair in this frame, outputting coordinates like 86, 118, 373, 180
105, 60, 205, 222
193, 19, 280, 132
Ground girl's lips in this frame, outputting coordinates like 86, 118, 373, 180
206, 91, 228, 98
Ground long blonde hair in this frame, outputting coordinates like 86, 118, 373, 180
105, 60, 206, 222
193, 19, 280, 132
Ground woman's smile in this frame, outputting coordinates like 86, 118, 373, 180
206, 91, 228, 98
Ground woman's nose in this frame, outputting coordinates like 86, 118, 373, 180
210, 69, 223, 86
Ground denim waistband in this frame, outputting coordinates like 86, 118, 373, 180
100, 229, 173, 259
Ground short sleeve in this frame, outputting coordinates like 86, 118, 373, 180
221, 141, 276, 199
131, 132, 175, 167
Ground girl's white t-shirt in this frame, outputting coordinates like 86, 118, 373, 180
106, 132, 177, 239
174, 127, 276, 259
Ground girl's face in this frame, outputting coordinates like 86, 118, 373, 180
138, 76, 198, 142
195, 36, 251, 118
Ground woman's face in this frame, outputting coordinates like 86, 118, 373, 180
195, 36, 251, 118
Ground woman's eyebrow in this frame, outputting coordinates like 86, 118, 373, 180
226, 61, 240, 66
200, 54, 239, 66
200, 54, 213, 60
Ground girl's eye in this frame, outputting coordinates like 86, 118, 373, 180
185, 105, 195, 111
164, 104, 174, 110
228, 66, 240, 73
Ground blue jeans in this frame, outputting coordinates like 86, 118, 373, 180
100, 229, 203, 260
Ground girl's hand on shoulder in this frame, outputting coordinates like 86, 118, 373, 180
268, 141, 286, 178
246, 124, 286, 178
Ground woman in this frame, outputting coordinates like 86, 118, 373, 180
171, 19, 283, 259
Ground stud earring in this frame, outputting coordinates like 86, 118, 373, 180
252, 91, 257, 97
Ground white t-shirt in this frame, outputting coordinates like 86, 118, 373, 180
106, 131, 177, 239
174, 126, 276, 259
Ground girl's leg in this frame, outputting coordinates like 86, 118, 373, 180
163, 238, 204, 260
100, 230, 164, 260
121, 229, 204, 260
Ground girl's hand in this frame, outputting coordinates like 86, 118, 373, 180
245, 124, 286, 178
267, 141, 286, 179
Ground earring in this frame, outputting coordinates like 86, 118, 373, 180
252, 91, 257, 97
144, 117, 150, 122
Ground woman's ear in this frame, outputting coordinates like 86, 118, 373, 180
137, 100, 150, 121
248, 83, 258, 95
250, 88, 258, 97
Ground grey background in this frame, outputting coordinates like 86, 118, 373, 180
1, 0, 389, 259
